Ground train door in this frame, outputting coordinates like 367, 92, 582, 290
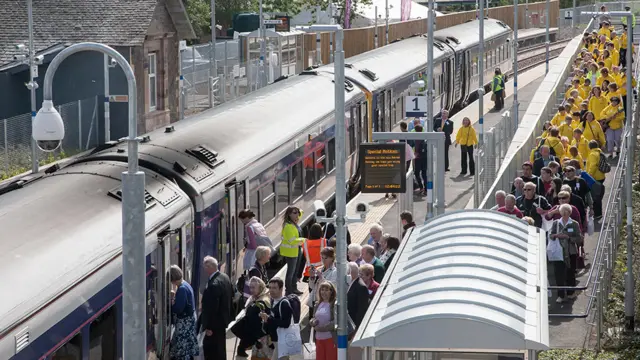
150, 233, 172, 359
225, 181, 246, 281
447, 59, 455, 110
464, 50, 471, 101
360, 102, 368, 143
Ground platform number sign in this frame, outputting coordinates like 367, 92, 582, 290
405, 96, 427, 117
564, 10, 573, 20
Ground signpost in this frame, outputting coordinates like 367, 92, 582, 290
263, 19, 283, 25
405, 95, 427, 117
564, 10, 573, 19
359, 143, 406, 193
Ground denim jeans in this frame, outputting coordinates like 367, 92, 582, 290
284, 255, 299, 294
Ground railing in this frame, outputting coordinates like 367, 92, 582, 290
475, 110, 518, 205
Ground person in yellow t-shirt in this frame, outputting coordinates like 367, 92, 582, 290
581, 78, 592, 97
541, 121, 552, 139
610, 31, 621, 52
572, 111, 583, 129
565, 97, 580, 114
454, 117, 478, 176
568, 146, 584, 165
596, 68, 615, 87
602, 50, 613, 71
545, 127, 565, 159
601, 96, 625, 157
572, 128, 590, 162
566, 79, 586, 99
558, 116, 575, 140
580, 111, 606, 148
606, 82, 621, 104
606, 43, 619, 66
551, 106, 568, 127
598, 23, 611, 39
569, 89, 584, 106
588, 86, 608, 118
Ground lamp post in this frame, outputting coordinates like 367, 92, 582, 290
302, 24, 348, 360
512, 0, 519, 133
426, 0, 435, 219
545, 0, 550, 74
259, 0, 267, 87
34, 42, 145, 359
210, 0, 217, 105
476, 0, 485, 207
14, 0, 41, 174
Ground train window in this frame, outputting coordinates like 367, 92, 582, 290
327, 138, 336, 172
316, 142, 327, 180
291, 162, 303, 200
89, 307, 117, 360
276, 171, 289, 214
261, 182, 276, 224
360, 103, 368, 144
170, 231, 181, 268
250, 191, 259, 220
51, 333, 82, 359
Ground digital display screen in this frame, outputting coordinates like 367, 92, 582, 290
359, 143, 406, 193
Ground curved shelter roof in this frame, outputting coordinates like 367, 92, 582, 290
352, 210, 549, 352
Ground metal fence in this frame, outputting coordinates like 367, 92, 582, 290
474, 110, 518, 205
558, 2, 640, 29
0, 96, 99, 180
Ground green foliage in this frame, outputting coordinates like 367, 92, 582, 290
304, 0, 374, 26
0, 146, 70, 180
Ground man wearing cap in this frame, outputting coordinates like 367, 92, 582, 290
621, 6, 636, 30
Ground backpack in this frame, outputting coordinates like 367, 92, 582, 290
597, 152, 611, 173
534, 138, 557, 159
236, 270, 248, 294
279, 294, 302, 324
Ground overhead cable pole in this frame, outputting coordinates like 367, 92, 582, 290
426, 0, 435, 220
259, 0, 267, 87
28, 0, 38, 174
476, 0, 485, 207
512, 0, 519, 132
545, 0, 550, 74
210, 0, 217, 105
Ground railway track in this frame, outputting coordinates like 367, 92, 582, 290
514, 39, 573, 73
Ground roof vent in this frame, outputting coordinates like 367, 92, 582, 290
274, 75, 289, 83
345, 63, 353, 68
332, 79, 354, 92
165, 125, 175, 133
173, 161, 187, 174
45, 163, 60, 174
300, 70, 318, 76
358, 68, 378, 81
447, 36, 460, 44
496, 20, 508, 28
15, 327, 29, 353
434, 42, 445, 50
186, 145, 224, 169
108, 188, 157, 210
141, 135, 151, 143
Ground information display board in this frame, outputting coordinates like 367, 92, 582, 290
359, 143, 406, 193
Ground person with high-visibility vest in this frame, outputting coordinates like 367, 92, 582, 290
281, 206, 306, 295
302, 223, 326, 279
492, 68, 505, 111
621, 7, 636, 29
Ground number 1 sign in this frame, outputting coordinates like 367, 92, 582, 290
405, 96, 427, 117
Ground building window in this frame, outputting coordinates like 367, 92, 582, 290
148, 53, 157, 111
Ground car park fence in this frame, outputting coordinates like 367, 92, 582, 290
0, 96, 100, 180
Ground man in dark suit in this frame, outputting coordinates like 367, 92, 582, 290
199, 256, 234, 360
433, 109, 454, 171
347, 262, 369, 329
532, 145, 559, 177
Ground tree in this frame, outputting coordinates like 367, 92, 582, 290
184, 0, 253, 38
304, 0, 373, 26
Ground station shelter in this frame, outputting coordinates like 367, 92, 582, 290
240, 29, 305, 84
351, 210, 550, 360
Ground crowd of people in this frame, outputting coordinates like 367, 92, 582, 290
485, 18, 637, 305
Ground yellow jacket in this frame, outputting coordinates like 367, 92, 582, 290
569, 153, 584, 165
456, 126, 478, 146
621, 32, 628, 49
580, 119, 606, 148
572, 136, 590, 161
598, 27, 611, 39
281, 220, 305, 258
589, 95, 609, 118
558, 123, 575, 139
586, 148, 606, 181
596, 74, 615, 87
545, 136, 565, 159
600, 105, 625, 130
610, 49, 620, 66
617, 75, 637, 96
551, 112, 568, 127
581, 84, 592, 96
606, 90, 622, 104
566, 86, 586, 100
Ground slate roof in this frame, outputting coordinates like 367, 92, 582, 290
0, 0, 195, 68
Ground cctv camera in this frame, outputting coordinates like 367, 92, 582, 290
33, 55, 44, 64
33, 100, 65, 152
313, 200, 327, 218
15, 44, 26, 52
25, 81, 38, 90
109, 58, 117, 68
14, 54, 26, 61
355, 202, 369, 214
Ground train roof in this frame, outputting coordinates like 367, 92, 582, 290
434, 18, 512, 47
320, 18, 511, 91
86, 73, 364, 207
0, 161, 192, 336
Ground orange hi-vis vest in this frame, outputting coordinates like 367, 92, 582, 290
302, 237, 326, 277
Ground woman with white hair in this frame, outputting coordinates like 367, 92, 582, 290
347, 243, 363, 265
235, 276, 272, 358
548, 204, 582, 304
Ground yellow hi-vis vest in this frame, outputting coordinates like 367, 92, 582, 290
280, 221, 305, 258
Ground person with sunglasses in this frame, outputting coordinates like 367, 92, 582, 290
515, 183, 551, 228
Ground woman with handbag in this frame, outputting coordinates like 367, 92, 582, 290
309, 281, 338, 360
168, 265, 199, 360
235, 277, 273, 359
548, 204, 582, 304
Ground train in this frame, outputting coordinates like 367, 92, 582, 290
0, 18, 513, 360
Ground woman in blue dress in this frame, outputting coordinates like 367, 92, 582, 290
169, 265, 199, 360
